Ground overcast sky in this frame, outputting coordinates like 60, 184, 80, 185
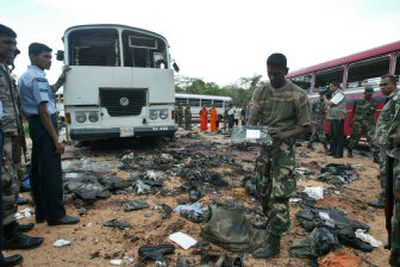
3, 0, 400, 85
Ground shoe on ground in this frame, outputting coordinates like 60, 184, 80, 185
347, 150, 353, 158
0, 254, 23, 267
368, 199, 384, 209
17, 222, 34, 232
47, 215, 80, 226
4, 232, 44, 250
334, 155, 343, 158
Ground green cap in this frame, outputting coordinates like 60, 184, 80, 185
365, 87, 374, 94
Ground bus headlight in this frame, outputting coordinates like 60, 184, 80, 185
159, 109, 168, 119
149, 110, 158, 120
88, 112, 99, 123
75, 112, 87, 123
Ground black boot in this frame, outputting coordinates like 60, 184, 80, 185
389, 249, 400, 266
347, 149, 353, 158
368, 197, 384, 209
4, 222, 43, 250
252, 233, 281, 258
0, 254, 23, 267
17, 222, 34, 232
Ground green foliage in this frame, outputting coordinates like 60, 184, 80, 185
175, 74, 265, 106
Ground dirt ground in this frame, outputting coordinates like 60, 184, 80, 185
5, 129, 390, 267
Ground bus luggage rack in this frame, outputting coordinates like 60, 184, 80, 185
99, 88, 147, 116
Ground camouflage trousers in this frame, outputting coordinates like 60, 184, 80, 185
379, 149, 388, 197
390, 157, 400, 250
255, 139, 296, 236
309, 119, 327, 146
2, 136, 19, 225
185, 119, 192, 131
348, 120, 377, 152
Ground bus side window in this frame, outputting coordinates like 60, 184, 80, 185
347, 56, 390, 88
176, 98, 187, 105
213, 100, 223, 108
201, 99, 212, 107
292, 75, 312, 92
188, 98, 200, 107
314, 67, 344, 91
395, 53, 400, 81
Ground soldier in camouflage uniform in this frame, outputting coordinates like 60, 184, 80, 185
176, 103, 184, 128
248, 54, 312, 258
347, 87, 378, 159
373, 74, 400, 266
0, 24, 44, 251
184, 104, 192, 130
308, 92, 328, 150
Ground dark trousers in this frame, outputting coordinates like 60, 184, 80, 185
329, 119, 345, 157
0, 130, 4, 259
28, 115, 65, 222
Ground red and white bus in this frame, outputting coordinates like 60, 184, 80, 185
287, 40, 400, 136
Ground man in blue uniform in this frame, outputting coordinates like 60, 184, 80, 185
19, 43, 79, 226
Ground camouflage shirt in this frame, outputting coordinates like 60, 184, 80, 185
374, 88, 400, 148
353, 97, 376, 123
0, 63, 21, 136
312, 100, 326, 120
248, 81, 312, 131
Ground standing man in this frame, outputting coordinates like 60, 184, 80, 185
248, 53, 311, 258
347, 87, 378, 160
184, 104, 192, 131
0, 24, 23, 267
19, 43, 79, 226
209, 105, 217, 132
373, 75, 400, 266
324, 82, 346, 158
176, 103, 184, 128
308, 92, 328, 151
199, 106, 208, 132
0, 27, 44, 250
240, 105, 247, 125
227, 104, 235, 130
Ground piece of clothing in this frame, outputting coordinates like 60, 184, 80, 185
28, 114, 65, 222
18, 65, 57, 116
184, 107, 192, 130
255, 139, 296, 236
326, 89, 346, 120
0, 63, 21, 137
329, 119, 345, 157
200, 108, 208, 131
248, 81, 312, 132
390, 158, 400, 249
210, 108, 217, 132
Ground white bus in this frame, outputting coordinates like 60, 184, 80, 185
59, 24, 178, 140
175, 93, 232, 120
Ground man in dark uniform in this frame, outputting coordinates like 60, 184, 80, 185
18, 43, 79, 226
0, 23, 24, 267
308, 92, 328, 150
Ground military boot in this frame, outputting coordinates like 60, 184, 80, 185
347, 149, 353, 158
368, 197, 384, 209
389, 249, 400, 266
0, 254, 23, 267
3, 222, 44, 250
252, 233, 281, 259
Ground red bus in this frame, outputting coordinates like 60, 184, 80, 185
287, 40, 400, 136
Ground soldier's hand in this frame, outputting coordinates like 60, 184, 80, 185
62, 65, 71, 74
269, 128, 288, 140
54, 142, 65, 154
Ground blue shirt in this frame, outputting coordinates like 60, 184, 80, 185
18, 65, 57, 116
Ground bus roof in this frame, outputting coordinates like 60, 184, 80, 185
287, 40, 400, 78
64, 24, 169, 45
175, 93, 232, 101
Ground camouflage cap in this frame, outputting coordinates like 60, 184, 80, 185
364, 87, 374, 94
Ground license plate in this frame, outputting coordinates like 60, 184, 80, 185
120, 127, 134, 137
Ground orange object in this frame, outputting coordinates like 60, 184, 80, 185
318, 251, 361, 267
200, 108, 208, 131
210, 107, 218, 132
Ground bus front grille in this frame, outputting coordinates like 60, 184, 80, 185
99, 88, 147, 116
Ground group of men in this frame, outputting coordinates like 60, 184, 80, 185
0, 24, 79, 266
175, 103, 192, 131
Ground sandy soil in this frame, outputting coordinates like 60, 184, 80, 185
5, 130, 390, 267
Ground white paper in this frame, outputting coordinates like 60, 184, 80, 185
110, 259, 122, 266
53, 239, 71, 248
169, 231, 197, 250
355, 229, 383, 247
303, 186, 324, 200
246, 129, 261, 139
